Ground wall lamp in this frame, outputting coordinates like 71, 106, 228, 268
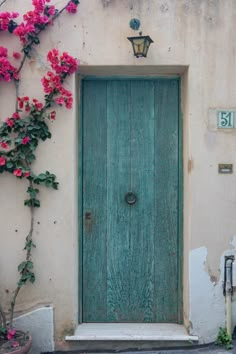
127, 18, 154, 58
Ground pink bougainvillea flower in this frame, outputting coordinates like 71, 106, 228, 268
17, 96, 29, 109
55, 97, 64, 105
0, 12, 19, 32
13, 169, 22, 177
22, 136, 30, 145
13, 52, 21, 60
25, 104, 31, 112
5, 117, 14, 127
1, 142, 8, 149
50, 110, 56, 120
0, 46, 8, 57
66, 1, 78, 14
12, 112, 20, 119
65, 96, 73, 109
0, 156, 6, 166
32, 99, 43, 110
47, 5, 56, 16
12, 341, 20, 348
24, 171, 31, 178
17, 97, 24, 109
0, 56, 18, 82
7, 329, 16, 340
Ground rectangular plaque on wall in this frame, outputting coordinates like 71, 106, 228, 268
218, 164, 233, 174
217, 111, 235, 128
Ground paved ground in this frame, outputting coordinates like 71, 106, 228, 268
121, 346, 236, 353
53, 344, 236, 354
52, 341, 236, 354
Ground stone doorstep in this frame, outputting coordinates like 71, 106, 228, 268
65, 323, 198, 342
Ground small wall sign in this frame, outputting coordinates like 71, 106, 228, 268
217, 111, 235, 128
218, 164, 233, 174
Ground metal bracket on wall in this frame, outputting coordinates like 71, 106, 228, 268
223, 255, 235, 296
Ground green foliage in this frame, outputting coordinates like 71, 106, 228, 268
24, 187, 40, 207
216, 327, 233, 350
24, 237, 36, 252
17, 260, 35, 287
33, 171, 59, 189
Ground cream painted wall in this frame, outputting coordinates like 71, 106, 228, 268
1, 0, 236, 349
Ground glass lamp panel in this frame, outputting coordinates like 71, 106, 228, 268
133, 38, 145, 57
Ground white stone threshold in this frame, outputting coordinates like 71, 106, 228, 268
65, 323, 198, 341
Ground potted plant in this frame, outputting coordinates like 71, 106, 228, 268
0, 0, 79, 352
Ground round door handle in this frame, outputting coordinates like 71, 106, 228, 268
125, 192, 137, 205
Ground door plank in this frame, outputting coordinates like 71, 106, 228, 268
106, 80, 131, 321
82, 81, 108, 321
154, 80, 179, 322
129, 80, 155, 321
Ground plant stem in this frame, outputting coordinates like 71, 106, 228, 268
14, 80, 20, 110
16, 54, 27, 75
0, 0, 7, 8
0, 303, 7, 329
9, 186, 35, 328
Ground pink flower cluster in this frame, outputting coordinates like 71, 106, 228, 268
5, 329, 19, 347
41, 49, 78, 109
0, 156, 6, 166
13, 168, 30, 178
47, 49, 78, 75
41, 71, 73, 108
5, 112, 20, 128
66, 1, 78, 14
0, 47, 19, 82
17, 96, 43, 112
13, 0, 56, 43
0, 11, 19, 31
0, 141, 8, 149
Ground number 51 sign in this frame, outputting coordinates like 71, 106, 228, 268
217, 111, 235, 128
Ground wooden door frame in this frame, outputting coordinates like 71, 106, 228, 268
78, 76, 183, 324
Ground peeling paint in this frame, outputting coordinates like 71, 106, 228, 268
204, 258, 220, 284
188, 158, 193, 173
189, 247, 225, 343
190, 246, 236, 343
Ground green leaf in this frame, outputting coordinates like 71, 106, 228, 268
18, 261, 27, 272
27, 261, 33, 269
52, 182, 59, 190
38, 173, 46, 180
32, 199, 40, 207
6, 162, 14, 169
33, 37, 40, 45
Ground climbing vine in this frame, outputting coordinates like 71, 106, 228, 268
0, 0, 79, 349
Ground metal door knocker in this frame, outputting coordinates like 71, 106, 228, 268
125, 192, 137, 205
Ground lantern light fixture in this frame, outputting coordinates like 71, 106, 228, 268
128, 19, 153, 58
127, 34, 154, 58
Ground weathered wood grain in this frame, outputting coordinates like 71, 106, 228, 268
129, 80, 155, 322
82, 81, 108, 321
82, 79, 181, 323
106, 80, 131, 321
154, 80, 179, 322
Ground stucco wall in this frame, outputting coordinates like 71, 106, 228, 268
1, 0, 236, 349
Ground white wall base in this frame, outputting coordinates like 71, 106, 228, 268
14, 306, 54, 354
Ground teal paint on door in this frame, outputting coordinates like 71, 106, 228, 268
82, 79, 182, 323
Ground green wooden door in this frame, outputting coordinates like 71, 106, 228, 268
82, 79, 182, 323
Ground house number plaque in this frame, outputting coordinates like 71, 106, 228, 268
217, 111, 235, 128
